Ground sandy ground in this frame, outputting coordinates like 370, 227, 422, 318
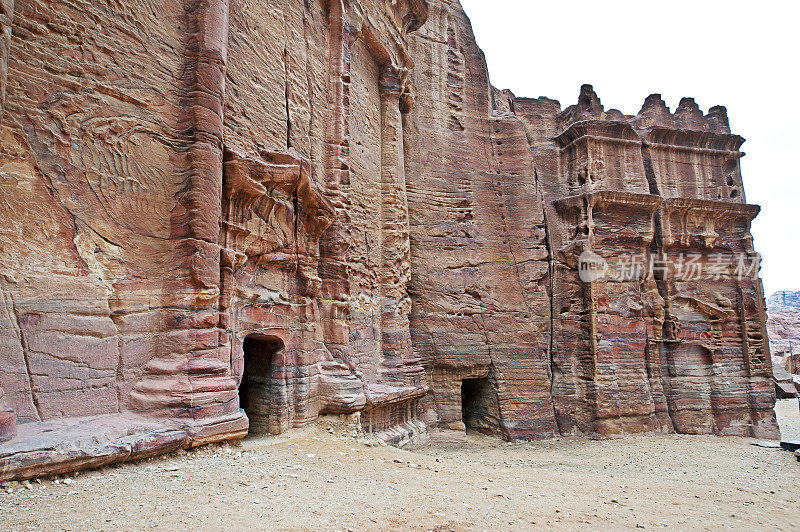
1, 401, 799, 531
777, 398, 800, 440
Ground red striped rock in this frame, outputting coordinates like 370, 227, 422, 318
0, 0, 778, 480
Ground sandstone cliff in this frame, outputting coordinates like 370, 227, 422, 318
0, 0, 778, 479
766, 290, 800, 388
767, 290, 800, 354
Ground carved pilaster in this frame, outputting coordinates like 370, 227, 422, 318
0, 0, 13, 127
0, 0, 14, 442
319, 0, 354, 365
132, 1, 246, 441
377, 63, 416, 383
167, 0, 230, 301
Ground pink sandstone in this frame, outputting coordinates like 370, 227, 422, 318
0, 0, 779, 480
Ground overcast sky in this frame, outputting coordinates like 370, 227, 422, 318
458, 0, 799, 296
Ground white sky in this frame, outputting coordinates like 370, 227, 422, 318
458, 0, 800, 296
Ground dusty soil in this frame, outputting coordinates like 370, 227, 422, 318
1, 402, 799, 531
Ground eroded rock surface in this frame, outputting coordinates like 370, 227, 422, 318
0, 0, 778, 479
768, 291, 800, 354
766, 290, 800, 396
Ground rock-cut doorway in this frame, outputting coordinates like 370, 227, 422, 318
461, 375, 502, 436
240, 335, 285, 435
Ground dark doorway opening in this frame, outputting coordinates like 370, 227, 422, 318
461, 376, 501, 436
240, 335, 284, 435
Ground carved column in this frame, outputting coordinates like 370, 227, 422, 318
0, 0, 14, 443
0, 0, 12, 120
319, 0, 353, 365
131, 0, 247, 442
377, 64, 417, 384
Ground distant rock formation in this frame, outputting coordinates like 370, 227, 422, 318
767, 291, 800, 397
767, 291, 800, 354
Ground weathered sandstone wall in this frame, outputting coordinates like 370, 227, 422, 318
0, 0, 778, 478
403, 1, 554, 440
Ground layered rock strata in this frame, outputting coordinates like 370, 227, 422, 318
0, 0, 778, 479
767, 290, 800, 355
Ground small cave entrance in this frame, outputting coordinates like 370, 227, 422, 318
460, 376, 501, 436
240, 335, 284, 436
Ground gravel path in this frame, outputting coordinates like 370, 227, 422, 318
777, 398, 800, 440
1, 403, 798, 531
